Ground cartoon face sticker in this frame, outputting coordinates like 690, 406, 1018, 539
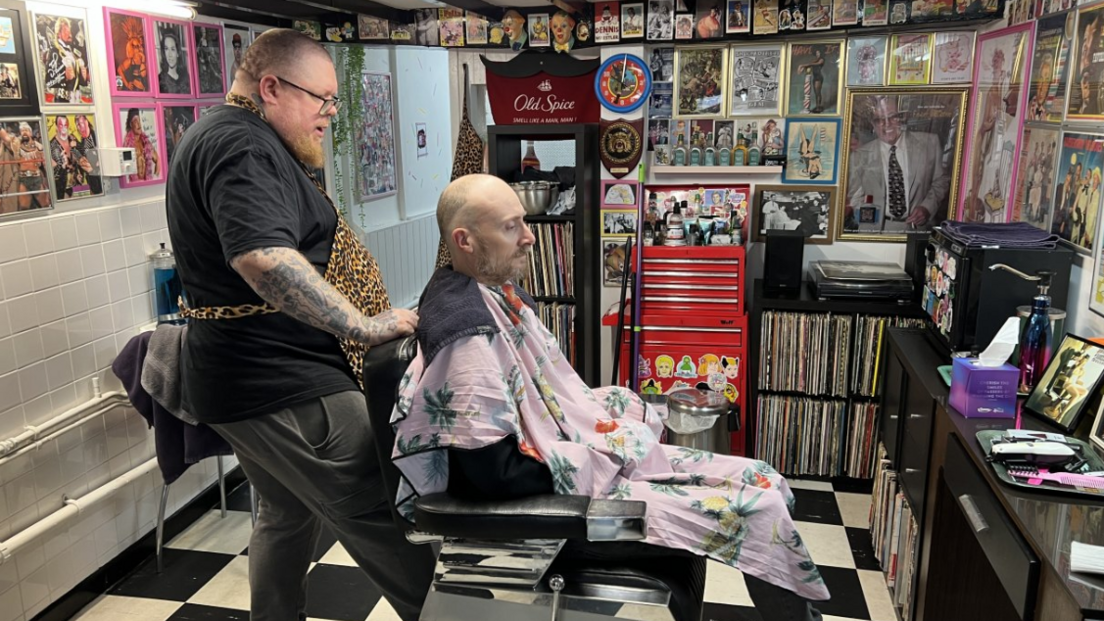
697, 354, 722, 377
676, 356, 698, 378
655, 355, 675, 378
638, 355, 652, 379
724, 383, 738, 403
708, 372, 726, 392
722, 356, 740, 379
640, 378, 663, 395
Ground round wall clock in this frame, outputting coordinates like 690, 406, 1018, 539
595, 54, 653, 113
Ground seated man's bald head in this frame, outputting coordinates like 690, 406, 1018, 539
437, 174, 511, 244
436, 173, 535, 285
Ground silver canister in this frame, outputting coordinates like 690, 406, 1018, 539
664, 388, 731, 454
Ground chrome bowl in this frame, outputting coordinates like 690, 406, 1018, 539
510, 181, 559, 216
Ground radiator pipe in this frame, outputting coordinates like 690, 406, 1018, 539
0, 392, 127, 460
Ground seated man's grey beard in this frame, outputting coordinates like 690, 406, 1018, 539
475, 247, 529, 285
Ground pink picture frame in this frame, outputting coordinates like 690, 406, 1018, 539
958, 23, 1033, 223
151, 17, 194, 99
113, 102, 166, 188
104, 7, 157, 98
190, 22, 226, 99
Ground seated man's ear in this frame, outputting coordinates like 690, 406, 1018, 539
452, 228, 476, 254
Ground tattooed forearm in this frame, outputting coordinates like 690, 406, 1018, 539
230, 247, 396, 345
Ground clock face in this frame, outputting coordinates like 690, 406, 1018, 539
596, 54, 653, 113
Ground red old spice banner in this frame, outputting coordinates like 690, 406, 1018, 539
482, 51, 600, 124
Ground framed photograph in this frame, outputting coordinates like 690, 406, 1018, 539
602, 209, 639, 237
358, 14, 390, 40
159, 103, 196, 170
1050, 130, 1104, 254
105, 9, 154, 98
753, 184, 834, 243
959, 25, 1031, 224
1028, 13, 1074, 123
649, 47, 674, 82
191, 23, 224, 98
674, 45, 728, 117
839, 89, 968, 241
622, 3, 644, 38
832, 0, 860, 25
651, 81, 673, 116
354, 72, 397, 202
647, 0, 675, 40
846, 36, 887, 87
648, 118, 671, 150
694, 0, 724, 38
0, 117, 51, 217
756, 117, 786, 158
1068, 2, 1104, 120
595, 2, 621, 43
526, 14, 548, 48
1088, 399, 1104, 452
785, 40, 843, 116
152, 19, 193, 98
45, 113, 101, 201
603, 238, 630, 287
726, 0, 751, 33
864, 0, 889, 25
1012, 124, 1060, 233
806, 0, 832, 29
729, 44, 783, 116
783, 118, 840, 184
0, 2, 38, 116
414, 9, 439, 47
753, 0, 779, 35
466, 12, 488, 46
889, 33, 932, 85
932, 31, 975, 84
32, 11, 92, 105
601, 179, 640, 208
223, 25, 249, 91
1024, 334, 1104, 433
114, 103, 164, 188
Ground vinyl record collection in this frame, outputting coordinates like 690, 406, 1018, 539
536, 302, 576, 365
755, 395, 848, 476
871, 445, 920, 619
846, 401, 880, 478
850, 316, 929, 396
519, 223, 575, 298
758, 311, 852, 398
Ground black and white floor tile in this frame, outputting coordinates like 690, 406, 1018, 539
71, 480, 897, 621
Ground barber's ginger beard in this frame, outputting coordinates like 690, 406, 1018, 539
476, 248, 531, 286
287, 132, 325, 169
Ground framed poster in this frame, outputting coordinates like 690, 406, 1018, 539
358, 14, 389, 41
223, 24, 249, 91
1089, 399, 1104, 451
603, 238, 630, 287
647, 0, 675, 40
864, 0, 889, 25
931, 31, 975, 84
601, 209, 639, 237
832, 0, 860, 25
1027, 13, 1074, 123
601, 179, 640, 208
467, 12, 488, 46
839, 89, 968, 241
622, 3, 645, 38
674, 45, 728, 117
1024, 334, 1104, 433
726, 0, 751, 33
889, 33, 932, 85
728, 44, 783, 116
753, 184, 834, 243
159, 103, 196, 170
113, 103, 164, 188
104, 8, 153, 98
192, 23, 225, 98
846, 36, 887, 87
1012, 124, 1060, 232
0, 117, 51, 217
1068, 2, 1104, 120
45, 113, 101, 201
354, 72, 396, 202
32, 11, 92, 105
152, 19, 193, 98
1050, 130, 1104, 254
753, 0, 779, 35
0, 1, 38, 116
783, 117, 840, 185
649, 47, 674, 82
595, 2, 621, 43
1093, 240, 1104, 318
959, 25, 1031, 224
694, 0, 724, 38
785, 40, 843, 115
757, 116, 786, 158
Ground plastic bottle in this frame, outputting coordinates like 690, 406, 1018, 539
1019, 272, 1055, 393
665, 202, 686, 246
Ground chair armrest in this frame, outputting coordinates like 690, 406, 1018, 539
413, 493, 647, 541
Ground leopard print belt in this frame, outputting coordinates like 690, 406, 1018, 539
179, 93, 390, 387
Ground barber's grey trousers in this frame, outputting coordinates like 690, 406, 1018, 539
211, 390, 435, 621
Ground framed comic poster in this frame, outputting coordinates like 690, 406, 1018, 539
153, 19, 193, 98
1027, 13, 1074, 123
601, 209, 639, 237
889, 33, 931, 85
31, 11, 92, 105
354, 72, 396, 202
159, 103, 196, 170
104, 8, 153, 98
0, 1, 38, 116
1012, 124, 1060, 233
114, 103, 164, 188
223, 25, 249, 91
0, 117, 51, 217
753, 184, 834, 243
1068, 2, 1104, 120
783, 118, 840, 185
959, 25, 1031, 224
674, 45, 728, 117
45, 113, 101, 201
728, 44, 783, 116
846, 36, 887, 87
931, 31, 975, 84
839, 89, 968, 241
192, 23, 225, 98
726, 0, 751, 33
785, 40, 843, 116
1050, 131, 1104, 254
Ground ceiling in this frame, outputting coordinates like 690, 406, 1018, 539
191, 0, 575, 27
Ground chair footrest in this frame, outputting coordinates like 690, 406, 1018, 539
413, 493, 646, 540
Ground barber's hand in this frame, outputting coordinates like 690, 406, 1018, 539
906, 205, 931, 226
364, 308, 419, 345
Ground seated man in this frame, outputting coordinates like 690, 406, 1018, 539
391, 174, 827, 621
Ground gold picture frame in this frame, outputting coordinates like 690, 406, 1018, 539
728, 43, 785, 116
888, 33, 932, 85
674, 44, 729, 118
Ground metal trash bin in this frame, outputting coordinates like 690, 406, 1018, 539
662, 388, 734, 454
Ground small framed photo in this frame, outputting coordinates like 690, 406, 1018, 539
602, 209, 639, 237
783, 118, 840, 185
603, 238, 631, 287
105, 8, 155, 98
647, 0, 675, 41
159, 103, 197, 170
785, 40, 844, 115
847, 36, 887, 87
152, 18, 194, 98
753, 184, 834, 244
32, 10, 94, 105
0, 117, 52, 217
649, 47, 674, 82
192, 23, 225, 98
650, 81, 673, 116
932, 31, 975, 85
601, 179, 640, 208
1025, 334, 1104, 433
45, 113, 103, 201
726, 0, 750, 33
832, 0, 860, 25
622, 3, 644, 38
1089, 399, 1104, 453
113, 103, 165, 188
648, 117, 671, 150
527, 13, 549, 47
889, 33, 932, 85
674, 13, 694, 40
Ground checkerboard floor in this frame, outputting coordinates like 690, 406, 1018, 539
72, 479, 896, 621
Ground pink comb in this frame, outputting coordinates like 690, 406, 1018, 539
1008, 468, 1104, 490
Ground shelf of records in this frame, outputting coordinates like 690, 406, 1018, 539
754, 395, 881, 477
519, 222, 575, 299
536, 301, 576, 365
871, 446, 921, 621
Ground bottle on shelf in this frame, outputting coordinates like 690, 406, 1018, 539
733, 141, 747, 166
704, 147, 716, 166
674, 144, 687, 166
748, 129, 761, 166
522, 140, 541, 173
664, 201, 686, 246
690, 147, 702, 166
646, 192, 659, 227
642, 221, 655, 246
718, 147, 731, 166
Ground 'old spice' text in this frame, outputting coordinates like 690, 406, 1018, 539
514, 94, 578, 114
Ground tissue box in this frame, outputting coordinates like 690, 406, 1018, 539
949, 357, 1018, 418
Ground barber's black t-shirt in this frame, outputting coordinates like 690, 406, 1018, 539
166, 106, 356, 424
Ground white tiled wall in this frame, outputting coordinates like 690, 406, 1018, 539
0, 202, 226, 621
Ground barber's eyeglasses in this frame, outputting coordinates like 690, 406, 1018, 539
277, 77, 342, 115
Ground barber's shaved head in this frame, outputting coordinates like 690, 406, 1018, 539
437, 174, 535, 286
236, 28, 332, 84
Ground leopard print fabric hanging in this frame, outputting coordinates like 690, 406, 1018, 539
434, 68, 486, 269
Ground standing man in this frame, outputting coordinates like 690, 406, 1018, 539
73, 113, 100, 196
49, 114, 74, 199
165, 29, 434, 621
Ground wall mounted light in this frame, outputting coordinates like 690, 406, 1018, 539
103, 1, 197, 20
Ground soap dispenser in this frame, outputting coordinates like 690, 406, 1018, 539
989, 264, 1062, 393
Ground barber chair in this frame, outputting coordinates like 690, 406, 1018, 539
363, 337, 707, 621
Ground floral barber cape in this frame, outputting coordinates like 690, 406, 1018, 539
391, 283, 829, 600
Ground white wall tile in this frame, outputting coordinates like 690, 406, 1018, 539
106, 271, 129, 304
0, 225, 26, 265
0, 338, 13, 377
44, 353, 73, 391
1, 261, 33, 299
21, 395, 50, 427
28, 255, 59, 291
34, 288, 63, 325
98, 211, 122, 241
17, 566, 48, 616
5, 475, 37, 529
49, 218, 77, 252
11, 330, 43, 368
7, 296, 38, 335
0, 373, 20, 413
120, 206, 142, 238
80, 246, 106, 277
141, 204, 162, 233
85, 275, 110, 310
60, 281, 88, 316
111, 300, 133, 333
49, 384, 77, 416
91, 337, 115, 371
55, 249, 83, 285
21, 221, 52, 258
71, 343, 96, 379
33, 460, 63, 500
82, 432, 108, 472
74, 213, 100, 247
101, 240, 125, 273
0, 302, 10, 339
131, 296, 152, 328
39, 321, 67, 360
17, 362, 47, 403
123, 235, 145, 267
126, 264, 148, 298
66, 313, 93, 349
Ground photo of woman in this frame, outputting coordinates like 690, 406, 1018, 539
155, 20, 191, 96
1026, 336, 1104, 432
114, 105, 163, 187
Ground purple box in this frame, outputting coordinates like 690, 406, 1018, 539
949, 357, 1018, 418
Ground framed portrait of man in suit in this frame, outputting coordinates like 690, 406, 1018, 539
838, 88, 967, 241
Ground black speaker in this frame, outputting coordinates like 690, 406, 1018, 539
903, 232, 930, 302
764, 230, 804, 294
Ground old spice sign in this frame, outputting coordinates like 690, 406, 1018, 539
485, 68, 599, 124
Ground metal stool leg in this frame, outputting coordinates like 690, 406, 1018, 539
156, 484, 170, 573
217, 455, 227, 518
250, 484, 259, 526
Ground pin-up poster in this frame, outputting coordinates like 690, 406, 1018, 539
1067, 3, 1104, 121
785, 41, 842, 115
1051, 131, 1104, 253
1012, 124, 1060, 232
